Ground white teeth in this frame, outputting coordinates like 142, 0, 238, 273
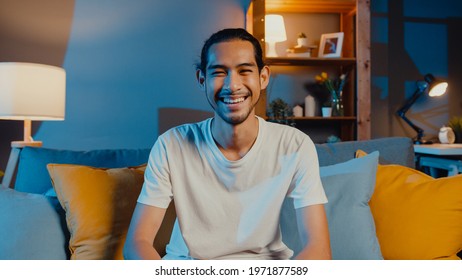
222, 97, 245, 104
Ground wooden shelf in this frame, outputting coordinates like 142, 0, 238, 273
266, 0, 356, 14
265, 57, 356, 67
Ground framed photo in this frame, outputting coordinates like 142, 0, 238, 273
319, 32, 344, 58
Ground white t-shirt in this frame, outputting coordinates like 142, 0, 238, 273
138, 116, 327, 259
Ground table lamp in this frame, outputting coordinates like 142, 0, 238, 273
0, 62, 66, 187
265, 14, 287, 57
396, 73, 448, 144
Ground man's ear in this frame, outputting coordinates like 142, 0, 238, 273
259, 65, 271, 90
196, 69, 205, 89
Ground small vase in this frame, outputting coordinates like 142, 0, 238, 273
331, 93, 344, 117
304, 93, 316, 117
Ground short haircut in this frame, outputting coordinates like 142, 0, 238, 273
196, 28, 265, 73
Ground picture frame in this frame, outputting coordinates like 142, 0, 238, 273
319, 32, 344, 58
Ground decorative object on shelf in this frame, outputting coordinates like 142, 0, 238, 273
267, 98, 294, 126
304, 93, 316, 117
396, 73, 448, 145
286, 32, 317, 58
0, 62, 66, 188
321, 107, 332, 117
447, 116, 462, 143
326, 135, 341, 143
331, 97, 343, 117
297, 32, 308, 47
319, 32, 344, 58
264, 14, 287, 57
438, 126, 455, 144
315, 71, 348, 116
292, 105, 303, 117
304, 82, 327, 112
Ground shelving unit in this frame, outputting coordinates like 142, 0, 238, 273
265, 57, 356, 67
247, 0, 371, 142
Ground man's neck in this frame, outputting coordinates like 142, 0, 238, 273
211, 115, 259, 161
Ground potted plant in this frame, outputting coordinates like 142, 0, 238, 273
297, 32, 308, 47
447, 116, 462, 143
321, 100, 332, 117
267, 98, 295, 126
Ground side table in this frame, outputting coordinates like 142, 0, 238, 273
414, 144, 462, 177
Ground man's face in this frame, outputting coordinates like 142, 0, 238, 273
197, 40, 269, 125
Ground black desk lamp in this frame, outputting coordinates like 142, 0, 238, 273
396, 73, 448, 145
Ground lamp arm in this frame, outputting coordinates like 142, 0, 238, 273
397, 111, 424, 140
396, 88, 423, 115
396, 88, 425, 141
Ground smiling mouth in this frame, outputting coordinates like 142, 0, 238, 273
220, 96, 247, 104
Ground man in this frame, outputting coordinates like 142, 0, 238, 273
124, 28, 331, 260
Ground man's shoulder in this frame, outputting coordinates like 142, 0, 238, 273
262, 119, 307, 138
260, 119, 314, 151
158, 118, 210, 141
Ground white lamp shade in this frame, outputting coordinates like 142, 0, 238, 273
429, 82, 448, 97
265, 14, 287, 43
0, 62, 66, 120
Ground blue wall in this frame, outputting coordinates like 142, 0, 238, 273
0, 0, 251, 171
34, 0, 250, 150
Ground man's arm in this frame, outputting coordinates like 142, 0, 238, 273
295, 204, 331, 260
123, 203, 167, 260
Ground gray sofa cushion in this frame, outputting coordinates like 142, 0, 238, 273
281, 152, 383, 259
316, 137, 414, 168
15, 147, 151, 194
0, 188, 67, 260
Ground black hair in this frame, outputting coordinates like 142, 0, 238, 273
196, 28, 265, 74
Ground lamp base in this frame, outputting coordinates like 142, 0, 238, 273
11, 141, 43, 148
266, 42, 278, 57
1, 140, 43, 189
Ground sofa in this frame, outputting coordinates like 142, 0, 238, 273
1, 137, 461, 260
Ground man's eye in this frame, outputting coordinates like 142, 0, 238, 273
211, 71, 226, 76
240, 69, 253, 74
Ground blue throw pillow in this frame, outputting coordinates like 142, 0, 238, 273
0, 188, 67, 260
280, 151, 383, 259
15, 147, 151, 194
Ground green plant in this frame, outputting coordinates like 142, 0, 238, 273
298, 32, 307, 38
315, 71, 348, 100
447, 116, 462, 143
267, 98, 294, 126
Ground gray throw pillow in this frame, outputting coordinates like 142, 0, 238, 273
0, 188, 67, 259
280, 151, 383, 259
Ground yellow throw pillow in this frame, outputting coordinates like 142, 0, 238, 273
47, 164, 146, 260
356, 149, 462, 260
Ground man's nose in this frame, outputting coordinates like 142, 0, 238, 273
223, 72, 243, 92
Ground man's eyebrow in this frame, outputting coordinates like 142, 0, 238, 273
207, 62, 257, 70
207, 64, 226, 70
237, 62, 257, 68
